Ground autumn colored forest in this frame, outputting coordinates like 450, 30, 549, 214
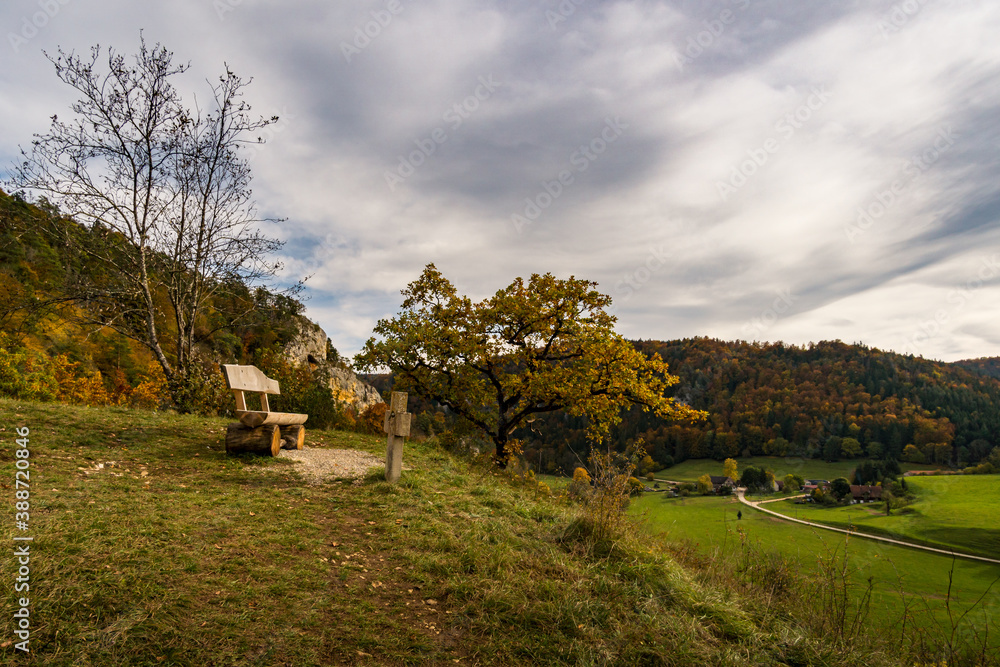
509, 338, 1000, 475
5, 186, 1000, 478
0, 187, 380, 433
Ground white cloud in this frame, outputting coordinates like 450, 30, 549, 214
3, 0, 999, 362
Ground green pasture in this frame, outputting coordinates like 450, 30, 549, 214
656, 456, 860, 483
630, 492, 1000, 648
771, 474, 1000, 560
656, 457, 951, 483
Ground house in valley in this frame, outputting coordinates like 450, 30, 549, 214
849, 484, 882, 503
710, 475, 736, 494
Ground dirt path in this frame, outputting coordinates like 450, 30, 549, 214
735, 488, 1000, 565
273, 447, 384, 484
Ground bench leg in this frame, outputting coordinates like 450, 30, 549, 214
280, 425, 305, 450
225, 423, 281, 456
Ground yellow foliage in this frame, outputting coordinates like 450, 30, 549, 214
51, 354, 110, 405
573, 467, 591, 483
697, 473, 713, 495
0, 344, 58, 401
129, 360, 169, 410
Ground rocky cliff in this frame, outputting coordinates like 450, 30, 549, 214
284, 316, 384, 413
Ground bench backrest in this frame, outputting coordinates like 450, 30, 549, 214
221, 364, 280, 413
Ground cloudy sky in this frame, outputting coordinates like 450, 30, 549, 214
3, 0, 999, 362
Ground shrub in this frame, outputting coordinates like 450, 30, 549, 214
627, 476, 644, 495
0, 342, 58, 401
582, 449, 641, 543
696, 473, 713, 495
129, 361, 169, 409
567, 466, 592, 500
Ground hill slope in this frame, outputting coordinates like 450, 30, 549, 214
0, 397, 944, 665
953, 356, 1000, 380
0, 187, 381, 423
518, 338, 1000, 474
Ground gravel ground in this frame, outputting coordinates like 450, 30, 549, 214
274, 447, 385, 485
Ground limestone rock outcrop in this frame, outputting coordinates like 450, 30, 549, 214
283, 315, 384, 413
284, 317, 328, 366
326, 365, 384, 413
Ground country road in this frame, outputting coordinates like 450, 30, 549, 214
735, 488, 1000, 566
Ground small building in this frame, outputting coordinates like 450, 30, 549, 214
802, 480, 830, 501
849, 484, 883, 503
710, 475, 736, 494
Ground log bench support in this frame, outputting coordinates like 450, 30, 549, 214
221, 365, 309, 456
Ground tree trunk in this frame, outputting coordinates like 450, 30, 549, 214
225, 423, 281, 456
493, 434, 508, 468
280, 424, 305, 450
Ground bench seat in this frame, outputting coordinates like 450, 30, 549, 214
236, 410, 309, 428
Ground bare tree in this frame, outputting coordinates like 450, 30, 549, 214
10, 37, 288, 406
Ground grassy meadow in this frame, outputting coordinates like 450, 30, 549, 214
655, 456, 860, 483
654, 456, 949, 484
771, 475, 1000, 560
630, 492, 1000, 652
3, 397, 947, 666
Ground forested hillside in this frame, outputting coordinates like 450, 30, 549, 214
0, 187, 356, 426
513, 338, 1000, 475
954, 356, 1000, 380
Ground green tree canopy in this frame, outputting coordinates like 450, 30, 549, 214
354, 264, 704, 465
840, 437, 863, 458
830, 477, 852, 500
739, 465, 769, 492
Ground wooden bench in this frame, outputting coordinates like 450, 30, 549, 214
221, 364, 308, 456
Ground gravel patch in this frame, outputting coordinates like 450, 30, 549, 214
274, 447, 384, 485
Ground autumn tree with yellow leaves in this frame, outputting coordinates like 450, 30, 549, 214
355, 264, 704, 466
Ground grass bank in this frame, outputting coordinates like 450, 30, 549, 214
770, 475, 1000, 559
0, 398, 983, 665
656, 457, 949, 483
631, 492, 1000, 656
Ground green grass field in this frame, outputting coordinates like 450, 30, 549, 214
630, 492, 1000, 650
769, 475, 1000, 559
5, 397, 934, 666
656, 457, 950, 483
655, 456, 860, 482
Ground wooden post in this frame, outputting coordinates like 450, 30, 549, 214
383, 392, 411, 483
